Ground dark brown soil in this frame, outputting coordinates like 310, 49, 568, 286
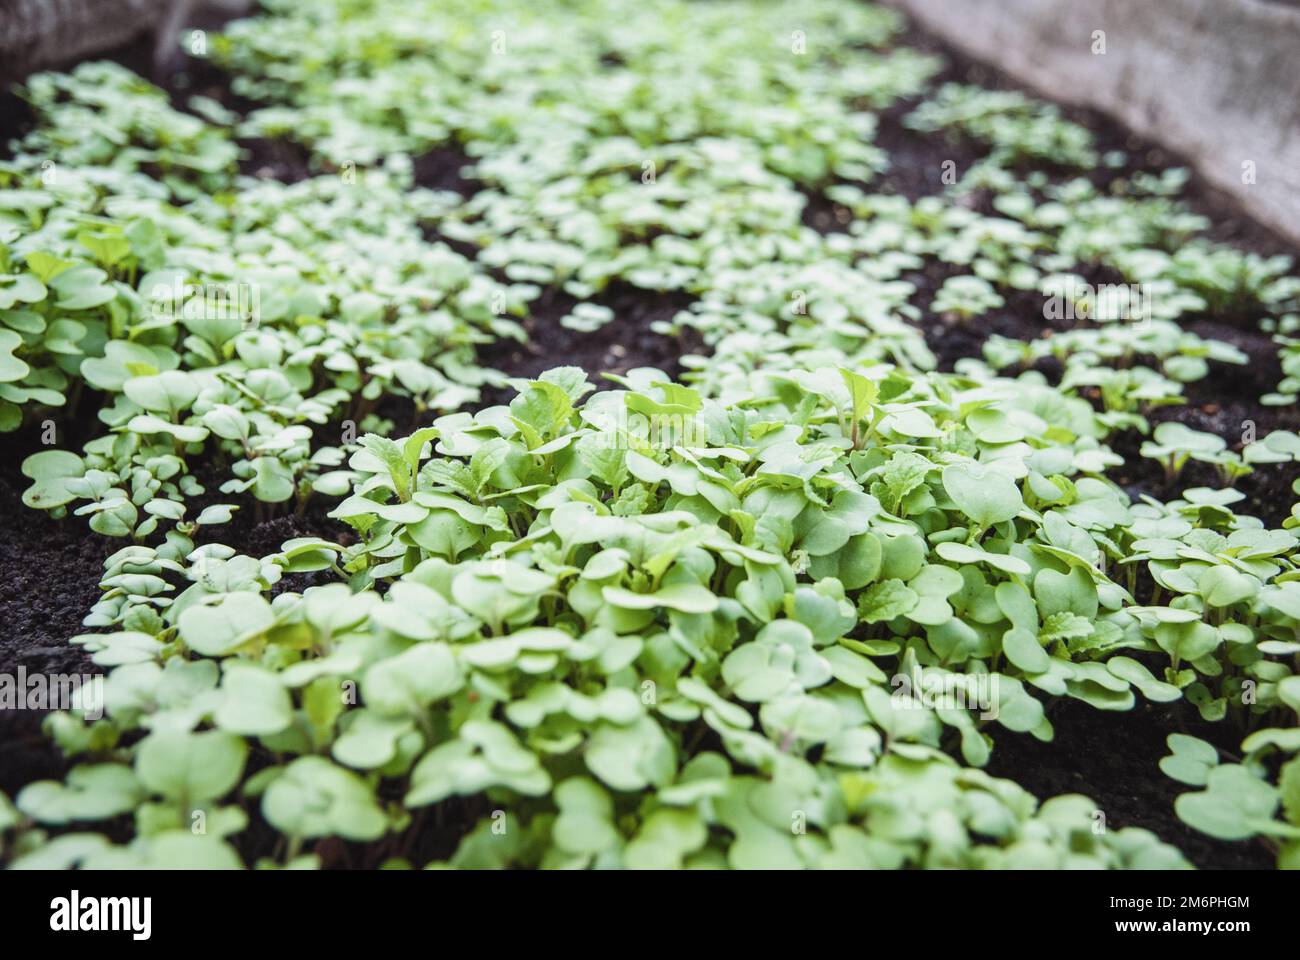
412, 144, 481, 196
1105, 318, 1300, 527
987, 696, 1275, 869
168, 39, 319, 184
237, 136, 313, 183
0, 464, 110, 800
901, 261, 1084, 373
800, 71, 993, 229
476, 283, 701, 406
0, 88, 30, 159
871, 107, 983, 204
0, 421, 356, 804
800, 188, 857, 233
176, 442, 357, 587
866, 36, 996, 207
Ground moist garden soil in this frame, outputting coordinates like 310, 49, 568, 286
1, 15, 1294, 869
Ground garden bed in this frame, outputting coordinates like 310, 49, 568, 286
0, 0, 1297, 870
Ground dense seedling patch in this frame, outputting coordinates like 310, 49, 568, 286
0, 0, 1297, 870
